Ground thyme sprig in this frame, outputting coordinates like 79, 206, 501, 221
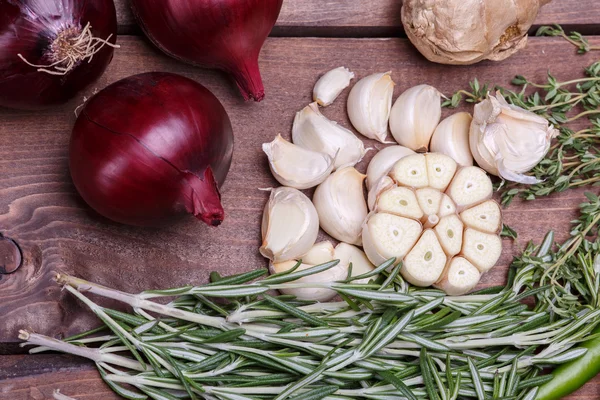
536, 25, 600, 54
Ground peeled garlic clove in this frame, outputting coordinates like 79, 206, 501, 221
434, 257, 480, 296
401, 229, 447, 287
376, 186, 423, 220
263, 135, 335, 190
430, 112, 474, 167
362, 212, 422, 266
390, 153, 429, 188
260, 187, 319, 263
416, 187, 442, 216
439, 194, 457, 218
460, 200, 502, 234
389, 84, 441, 151
462, 228, 502, 273
425, 153, 457, 191
446, 166, 493, 211
302, 241, 335, 265
366, 145, 415, 189
270, 260, 347, 302
368, 176, 395, 211
347, 71, 395, 143
293, 102, 367, 169
334, 242, 376, 283
313, 167, 368, 245
313, 66, 355, 107
434, 214, 464, 257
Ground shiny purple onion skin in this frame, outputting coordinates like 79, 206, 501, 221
0, 0, 117, 110
130, 0, 283, 102
70, 72, 234, 227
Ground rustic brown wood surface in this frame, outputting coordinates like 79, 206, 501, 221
1, 0, 600, 397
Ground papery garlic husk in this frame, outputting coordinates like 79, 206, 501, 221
302, 241, 335, 265
389, 85, 441, 152
334, 242, 376, 283
313, 67, 355, 107
270, 260, 348, 302
293, 102, 367, 169
260, 187, 319, 263
430, 112, 474, 167
434, 257, 481, 296
263, 135, 335, 189
367, 176, 395, 211
470, 92, 558, 184
313, 167, 368, 245
347, 71, 395, 143
366, 145, 415, 189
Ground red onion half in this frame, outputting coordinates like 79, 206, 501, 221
130, 0, 283, 102
70, 72, 234, 227
0, 0, 117, 110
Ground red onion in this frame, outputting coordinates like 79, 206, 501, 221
0, 0, 117, 110
130, 0, 283, 102
70, 72, 234, 227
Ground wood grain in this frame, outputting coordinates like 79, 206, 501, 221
114, 0, 600, 35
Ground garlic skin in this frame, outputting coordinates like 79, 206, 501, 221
313, 67, 355, 107
334, 243, 376, 283
366, 145, 415, 189
293, 102, 367, 169
367, 176, 396, 211
302, 241, 335, 265
347, 72, 395, 143
270, 260, 347, 302
260, 187, 319, 263
470, 92, 558, 184
389, 85, 441, 152
263, 135, 335, 189
313, 167, 368, 245
430, 112, 474, 167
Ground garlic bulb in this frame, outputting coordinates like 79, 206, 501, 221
347, 72, 395, 143
334, 243, 376, 283
270, 260, 347, 302
362, 152, 502, 294
313, 67, 355, 107
260, 187, 319, 263
293, 102, 367, 169
470, 92, 558, 184
389, 85, 441, 152
366, 145, 415, 189
302, 241, 335, 265
263, 135, 335, 189
430, 112, 474, 167
313, 167, 368, 245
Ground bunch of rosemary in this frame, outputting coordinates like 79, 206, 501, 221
21, 192, 600, 400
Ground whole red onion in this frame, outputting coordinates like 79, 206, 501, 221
0, 0, 117, 110
130, 0, 283, 102
70, 72, 234, 227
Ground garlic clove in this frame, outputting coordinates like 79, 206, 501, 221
313, 167, 368, 245
362, 212, 422, 266
462, 228, 502, 273
390, 153, 429, 188
263, 134, 335, 190
347, 71, 395, 143
313, 66, 355, 107
434, 214, 464, 257
260, 187, 319, 263
434, 257, 481, 296
401, 229, 447, 287
301, 241, 335, 265
293, 102, 367, 169
376, 186, 423, 220
425, 153, 457, 192
389, 84, 442, 152
368, 176, 395, 211
366, 145, 415, 189
334, 242, 376, 283
439, 194, 457, 218
460, 200, 502, 234
430, 112, 474, 167
270, 260, 347, 302
446, 166, 493, 211
415, 187, 442, 216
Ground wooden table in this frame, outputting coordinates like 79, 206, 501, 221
1, 0, 599, 398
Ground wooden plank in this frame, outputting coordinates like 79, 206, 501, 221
114, 0, 600, 35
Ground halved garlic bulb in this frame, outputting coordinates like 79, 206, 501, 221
334, 243, 376, 283
430, 112, 474, 167
270, 260, 347, 302
347, 72, 395, 143
434, 257, 481, 296
313, 66, 355, 107
302, 241, 335, 265
366, 145, 415, 189
260, 187, 319, 263
389, 84, 442, 152
263, 135, 335, 189
293, 102, 367, 169
313, 167, 368, 245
